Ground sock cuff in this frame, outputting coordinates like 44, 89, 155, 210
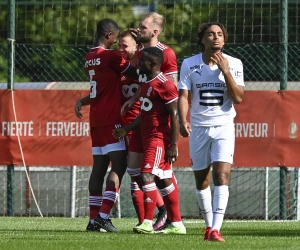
214, 185, 229, 196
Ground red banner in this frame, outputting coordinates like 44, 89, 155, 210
0, 90, 299, 167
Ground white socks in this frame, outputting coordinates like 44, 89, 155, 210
196, 185, 229, 231
212, 185, 229, 231
196, 186, 213, 228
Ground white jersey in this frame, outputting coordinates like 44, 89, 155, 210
179, 53, 244, 126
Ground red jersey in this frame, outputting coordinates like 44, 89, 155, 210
138, 42, 178, 78
85, 46, 130, 127
139, 73, 178, 144
120, 74, 140, 125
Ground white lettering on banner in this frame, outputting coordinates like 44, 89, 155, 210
2, 121, 34, 136
235, 123, 269, 138
46, 122, 89, 136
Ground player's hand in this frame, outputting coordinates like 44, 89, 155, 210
211, 52, 230, 74
121, 99, 135, 116
129, 28, 138, 39
74, 100, 83, 119
166, 145, 178, 164
112, 128, 128, 139
179, 121, 192, 137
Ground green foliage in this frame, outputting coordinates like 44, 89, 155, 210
0, 2, 299, 82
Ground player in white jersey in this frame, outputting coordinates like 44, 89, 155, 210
178, 22, 244, 242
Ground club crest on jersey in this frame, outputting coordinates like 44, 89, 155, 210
288, 121, 298, 138
146, 87, 152, 97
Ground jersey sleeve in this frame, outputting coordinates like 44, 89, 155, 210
231, 58, 244, 86
178, 59, 192, 90
161, 48, 178, 75
158, 79, 178, 104
110, 50, 130, 73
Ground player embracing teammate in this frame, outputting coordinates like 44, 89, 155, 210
120, 12, 180, 232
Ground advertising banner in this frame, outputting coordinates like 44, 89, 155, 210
0, 90, 299, 167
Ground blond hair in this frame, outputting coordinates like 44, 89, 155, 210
143, 12, 164, 32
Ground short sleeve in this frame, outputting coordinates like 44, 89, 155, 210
232, 58, 244, 86
157, 79, 178, 104
161, 48, 178, 75
178, 59, 192, 90
110, 50, 130, 73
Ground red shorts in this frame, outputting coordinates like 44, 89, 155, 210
91, 125, 126, 155
128, 128, 143, 153
141, 139, 172, 179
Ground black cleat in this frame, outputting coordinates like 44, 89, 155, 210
86, 221, 96, 231
153, 210, 167, 231
94, 215, 120, 233
154, 218, 171, 231
86, 221, 107, 232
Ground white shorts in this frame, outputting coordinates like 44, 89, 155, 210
92, 141, 126, 155
190, 124, 235, 171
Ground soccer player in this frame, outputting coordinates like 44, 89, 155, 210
121, 12, 178, 231
178, 22, 244, 242
74, 18, 137, 233
113, 47, 186, 235
118, 29, 168, 228
118, 30, 145, 225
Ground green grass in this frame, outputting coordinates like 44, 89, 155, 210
0, 217, 300, 250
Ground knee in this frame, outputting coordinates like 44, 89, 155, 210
140, 172, 155, 184
127, 167, 140, 178
213, 172, 230, 186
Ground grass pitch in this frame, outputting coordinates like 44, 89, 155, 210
0, 217, 300, 250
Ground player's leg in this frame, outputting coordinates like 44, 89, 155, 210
128, 129, 166, 227
155, 175, 186, 235
87, 154, 110, 231
190, 126, 213, 240
133, 172, 157, 234
87, 127, 110, 232
127, 151, 144, 225
94, 125, 127, 233
209, 124, 235, 242
209, 162, 230, 242
194, 167, 212, 240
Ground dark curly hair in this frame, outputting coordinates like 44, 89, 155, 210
142, 47, 164, 64
197, 22, 228, 52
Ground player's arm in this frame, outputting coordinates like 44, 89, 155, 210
178, 89, 192, 137
167, 73, 178, 87
74, 94, 90, 119
223, 71, 244, 104
166, 99, 179, 163
123, 64, 139, 80
211, 53, 244, 104
112, 114, 141, 138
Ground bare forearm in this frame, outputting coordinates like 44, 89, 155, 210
223, 72, 244, 104
79, 94, 91, 106
170, 114, 179, 146
178, 94, 189, 123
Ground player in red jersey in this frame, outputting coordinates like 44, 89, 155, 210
121, 12, 178, 231
118, 30, 145, 225
74, 18, 137, 233
113, 47, 186, 234
119, 30, 167, 227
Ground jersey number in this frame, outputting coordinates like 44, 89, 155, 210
89, 70, 97, 98
199, 89, 224, 106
